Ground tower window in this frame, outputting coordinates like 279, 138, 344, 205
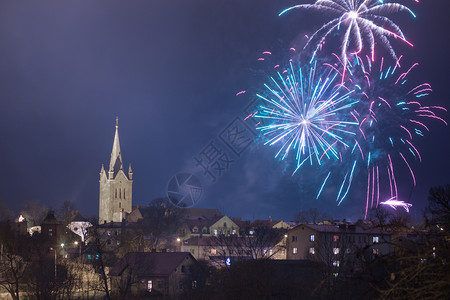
124, 189, 126, 199
115, 189, 117, 198
119, 188, 121, 199
119, 202, 121, 209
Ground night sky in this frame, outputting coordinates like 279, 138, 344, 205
0, 0, 449, 222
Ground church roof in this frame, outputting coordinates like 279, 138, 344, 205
109, 117, 123, 177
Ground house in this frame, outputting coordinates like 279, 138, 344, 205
182, 215, 240, 240
286, 223, 392, 263
109, 252, 199, 298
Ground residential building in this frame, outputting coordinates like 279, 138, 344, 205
286, 223, 391, 261
109, 252, 199, 298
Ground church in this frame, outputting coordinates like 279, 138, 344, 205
98, 118, 133, 224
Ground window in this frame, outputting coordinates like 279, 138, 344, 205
223, 222, 227, 227
309, 247, 315, 255
88, 254, 92, 260
147, 280, 152, 292
373, 236, 379, 244
119, 188, 121, 199
192, 280, 197, 289
232, 229, 236, 235
211, 248, 217, 255
181, 265, 185, 273
333, 260, 340, 267
292, 236, 297, 242
346, 248, 351, 254
333, 235, 340, 242
124, 189, 126, 199
119, 202, 121, 209
193, 227, 198, 233
184, 248, 189, 252
213, 229, 218, 236
333, 248, 340, 255
115, 189, 117, 198
310, 234, 315, 242
293, 247, 298, 254
373, 248, 379, 255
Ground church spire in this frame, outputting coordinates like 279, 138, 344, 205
109, 116, 123, 174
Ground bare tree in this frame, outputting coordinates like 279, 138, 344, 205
426, 184, 450, 232
0, 223, 28, 300
295, 208, 328, 224
20, 199, 48, 227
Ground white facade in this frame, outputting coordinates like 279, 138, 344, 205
99, 118, 133, 224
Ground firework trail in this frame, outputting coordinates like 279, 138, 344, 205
279, 0, 416, 79
344, 54, 446, 218
253, 59, 359, 174
380, 198, 412, 212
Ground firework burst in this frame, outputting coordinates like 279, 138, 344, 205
254, 60, 359, 173
345, 55, 447, 217
279, 0, 416, 78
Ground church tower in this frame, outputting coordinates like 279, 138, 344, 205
99, 117, 133, 224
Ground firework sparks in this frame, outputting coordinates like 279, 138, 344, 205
346, 55, 447, 217
380, 197, 412, 212
254, 60, 359, 173
279, 0, 415, 78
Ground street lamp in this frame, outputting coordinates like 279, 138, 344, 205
50, 247, 57, 280
176, 238, 181, 252
74, 241, 82, 261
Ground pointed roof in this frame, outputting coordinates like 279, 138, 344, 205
109, 117, 123, 176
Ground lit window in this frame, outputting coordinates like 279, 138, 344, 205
373, 248, 379, 255
310, 234, 315, 242
193, 227, 198, 233
213, 229, 218, 236
249, 230, 254, 235
309, 247, 315, 255
192, 280, 197, 289
232, 229, 236, 235
147, 280, 152, 292
293, 247, 298, 254
333, 248, 340, 255
373, 236, 379, 244
333, 235, 339, 242
333, 260, 340, 267
184, 248, 189, 252
269, 249, 273, 256
211, 248, 217, 255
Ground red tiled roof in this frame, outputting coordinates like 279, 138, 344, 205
109, 252, 195, 277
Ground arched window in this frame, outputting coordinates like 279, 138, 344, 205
119, 188, 121, 199
124, 189, 126, 199
115, 189, 117, 198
